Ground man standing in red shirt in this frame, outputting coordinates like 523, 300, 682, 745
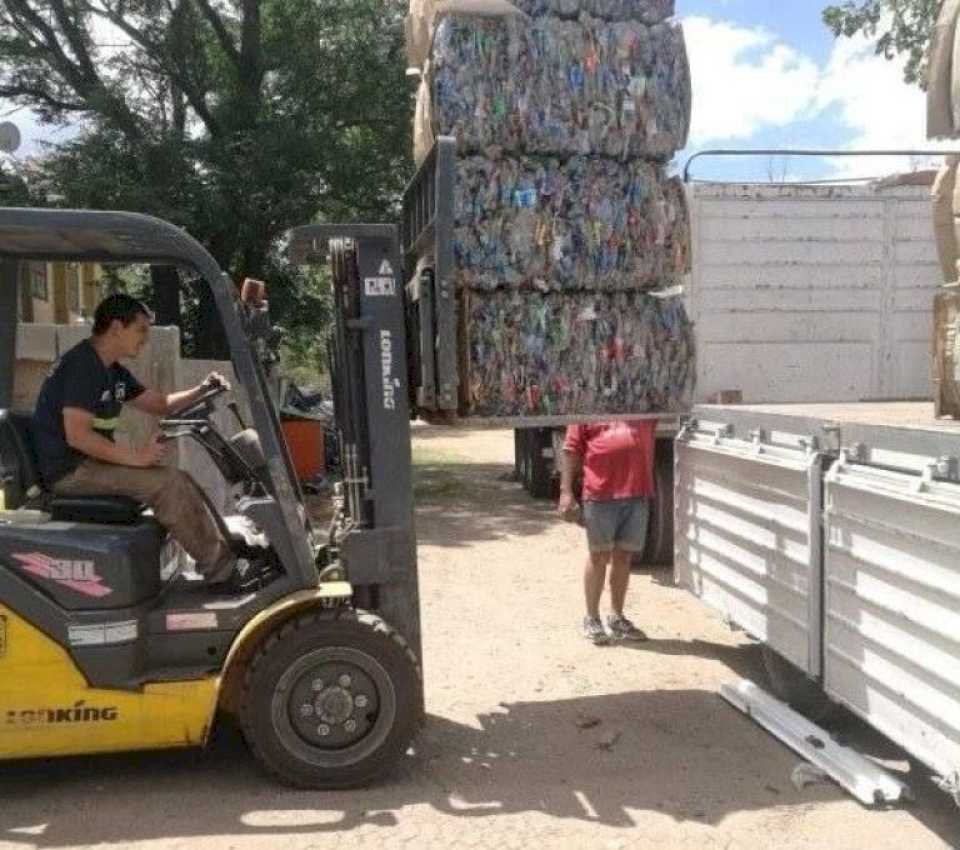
559, 420, 656, 645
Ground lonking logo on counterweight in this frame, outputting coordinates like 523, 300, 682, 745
6, 701, 119, 726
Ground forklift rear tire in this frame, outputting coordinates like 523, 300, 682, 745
240, 608, 421, 789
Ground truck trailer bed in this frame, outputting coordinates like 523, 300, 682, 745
707, 401, 960, 432
675, 400, 960, 795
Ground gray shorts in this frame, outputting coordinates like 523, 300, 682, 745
583, 497, 650, 553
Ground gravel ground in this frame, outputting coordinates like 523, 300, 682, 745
0, 425, 956, 850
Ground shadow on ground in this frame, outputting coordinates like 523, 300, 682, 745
0, 684, 956, 847
410, 424, 513, 444
413, 461, 560, 547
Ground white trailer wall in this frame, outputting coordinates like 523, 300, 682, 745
686, 183, 940, 404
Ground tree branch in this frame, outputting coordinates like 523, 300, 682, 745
0, 83, 85, 112
192, 0, 240, 68
84, 0, 221, 135
2, 0, 143, 138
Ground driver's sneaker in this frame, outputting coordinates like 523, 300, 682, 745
606, 614, 648, 642
583, 616, 610, 646
201, 554, 242, 593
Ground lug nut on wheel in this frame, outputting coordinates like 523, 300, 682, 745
312, 678, 324, 692
355, 695, 368, 709
338, 674, 352, 688
317, 724, 331, 737
344, 719, 357, 733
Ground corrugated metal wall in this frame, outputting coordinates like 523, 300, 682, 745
824, 456, 960, 780
674, 417, 823, 677
687, 184, 939, 404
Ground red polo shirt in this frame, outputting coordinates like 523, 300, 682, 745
564, 420, 657, 501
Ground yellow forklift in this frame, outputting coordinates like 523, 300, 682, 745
0, 209, 422, 788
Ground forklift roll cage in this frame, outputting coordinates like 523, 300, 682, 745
0, 207, 316, 589
0, 208, 421, 663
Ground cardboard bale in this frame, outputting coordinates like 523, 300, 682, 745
934, 285, 960, 419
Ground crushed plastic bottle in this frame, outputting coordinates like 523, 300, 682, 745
463, 288, 696, 416
427, 13, 690, 160
506, 0, 674, 23
405, 0, 677, 69
452, 154, 690, 291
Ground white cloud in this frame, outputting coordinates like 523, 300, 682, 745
683, 15, 820, 145
816, 28, 954, 177
684, 14, 957, 179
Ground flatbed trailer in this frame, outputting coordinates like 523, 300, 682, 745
675, 401, 960, 803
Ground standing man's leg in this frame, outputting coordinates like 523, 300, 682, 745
582, 499, 618, 645
607, 548, 633, 618
584, 550, 611, 621
606, 498, 650, 641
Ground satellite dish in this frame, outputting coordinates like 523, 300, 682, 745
0, 122, 21, 153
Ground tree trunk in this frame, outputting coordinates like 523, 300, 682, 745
150, 264, 181, 327
196, 280, 231, 360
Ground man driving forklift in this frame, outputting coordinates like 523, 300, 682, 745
32, 293, 238, 587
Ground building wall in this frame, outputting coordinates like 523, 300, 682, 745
17, 262, 103, 326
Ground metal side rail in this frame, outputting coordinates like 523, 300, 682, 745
720, 679, 912, 807
400, 136, 457, 412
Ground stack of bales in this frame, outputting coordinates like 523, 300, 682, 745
407, 0, 695, 417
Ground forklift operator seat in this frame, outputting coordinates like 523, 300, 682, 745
0, 410, 143, 524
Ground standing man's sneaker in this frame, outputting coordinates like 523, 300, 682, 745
583, 616, 610, 646
607, 614, 648, 642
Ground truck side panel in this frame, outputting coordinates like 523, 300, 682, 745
687, 184, 939, 404
824, 458, 960, 781
674, 420, 823, 677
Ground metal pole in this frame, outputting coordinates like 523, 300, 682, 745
683, 148, 960, 183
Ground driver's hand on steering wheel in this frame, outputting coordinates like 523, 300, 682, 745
201, 371, 231, 393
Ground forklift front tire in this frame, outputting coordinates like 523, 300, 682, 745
240, 608, 422, 789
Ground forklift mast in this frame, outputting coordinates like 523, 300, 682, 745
289, 225, 421, 664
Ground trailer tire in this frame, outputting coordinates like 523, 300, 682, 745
513, 429, 525, 483
760, 645, 834, 723
528, 428, 554, 500
641, 440, 674, 566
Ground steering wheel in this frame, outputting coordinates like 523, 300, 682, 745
177, 379, 230, 419
159, 378, 230, 440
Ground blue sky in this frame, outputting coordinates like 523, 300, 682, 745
680, 0, 835, 62
674, 0, 950, 182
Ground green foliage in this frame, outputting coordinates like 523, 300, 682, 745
0, 162, 35, 205
822, 0, 942, 87
0, 0, 413, 365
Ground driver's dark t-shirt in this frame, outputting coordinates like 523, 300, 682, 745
32, 339, 145, 486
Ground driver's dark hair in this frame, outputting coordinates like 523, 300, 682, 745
92, 293, 154, 336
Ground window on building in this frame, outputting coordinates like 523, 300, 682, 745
30, 264, 48, 301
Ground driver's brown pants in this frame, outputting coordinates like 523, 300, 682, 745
53, 460, 231, 575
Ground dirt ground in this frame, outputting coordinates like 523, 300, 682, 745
0, 426, 957, 850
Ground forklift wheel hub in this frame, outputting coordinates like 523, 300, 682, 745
280, 648, 387, 753
317, 688, 353, 724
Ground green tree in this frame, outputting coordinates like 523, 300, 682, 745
0, 161, 34, 205
0, 0, 412, 360
823, 0, 941, 87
